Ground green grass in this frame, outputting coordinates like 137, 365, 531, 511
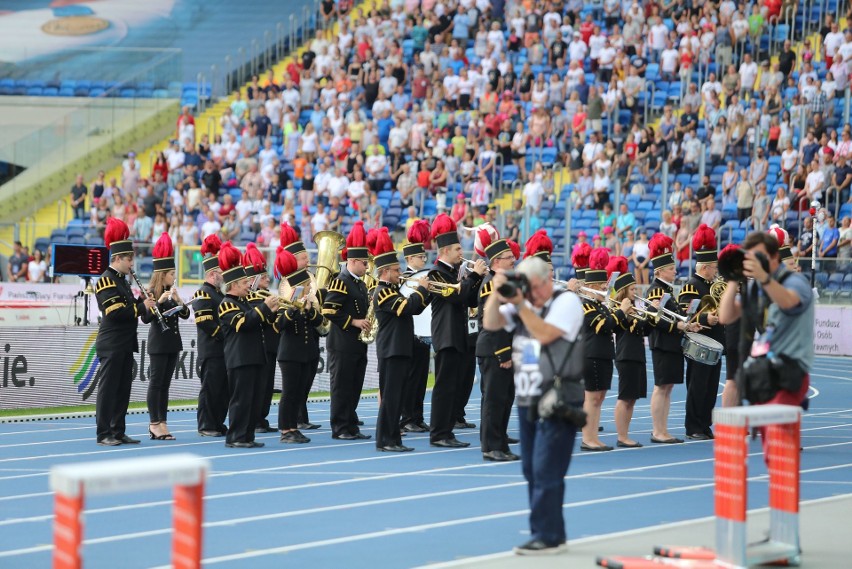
0, 374, 434, 419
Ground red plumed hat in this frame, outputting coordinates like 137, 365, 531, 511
767, 224, 789, 246
273, 246, 298, 279
219, 241, 247, 284
692, 224, 718, 263
607, 256, 635, 292
366, 227, 380, 257
201, 234, 222, 273
474, 224, 500, 257
649, 233, 675, 270
152, 232, 175, 273
585, 247, 610, 284
507, 239, 521, 260
373, 227, 399, 269
345, 221, 369, 260
431, 213, 460, 248
571, 241, 592, 269
523, 229, 553, 263
403, 219, 431, 257
243, 242, 267, 277
280, 221, 305, 255
104, 217, 132, 257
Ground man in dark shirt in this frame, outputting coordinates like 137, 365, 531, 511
696, 175, 717, 204
549, 38, 568, 66
832, 155, 852, 205
677, 103, 698, 135
778, 41, 796, 78
253, 106, 272, 142
201, 160, 222, 194
7, 241, 29, 282
801, 133, 820, 166
70, 174, 87, 219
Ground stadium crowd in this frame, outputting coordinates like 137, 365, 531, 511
15, 0, 852, 285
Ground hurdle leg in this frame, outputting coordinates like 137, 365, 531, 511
764, 420, 801, 565
172, 481, 205, 569
53, 487, 84, 569
713, 420, 749, 567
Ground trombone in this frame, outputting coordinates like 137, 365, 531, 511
634, 294, 688, 323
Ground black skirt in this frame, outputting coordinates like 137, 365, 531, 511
583, 358, 613, 392
615, 360, 648, 401
651, 350, 684, 385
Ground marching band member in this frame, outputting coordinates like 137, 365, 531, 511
429, 214, 487, 448
217, 242, 279, 448
243, 243, 280, 434
400, 220, 432, 433
322, 222, 372, 440
568, 241, 592, 292
646, 234, 700, 444
372, 229, 432, 452
579, 249, 623, 452
274, 248, 323, 444
678, 225, 725, 440
476, 229, 521, 462
146, 232, 189, 441
607, 256, 649, 448
194, 235, 229, 436
280, 221, 323, 430
523, 229, 555, 274
93, 218, 155, 446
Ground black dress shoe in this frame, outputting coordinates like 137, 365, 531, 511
417, 421, 430, 430
482, 450, 516, 462
403, 423, 428, 433
225, 441, 255, 448
118, 435, 140, 444
353, 432, 371, 440
97, 437, 121, 446
506, 437, 520, 444
280, 431, 311, 444
250, 441, 265, 448
199, 430, 224, 437
686, 433, 711, 440
297, 422, 321, 430
356, 420, 364, 426
431, 438, 470, 448
505, 451, 521, 460
513, 539, 568, 555
332, 433, 357, 440
704, 430, 715, 439
377, 444, 414, 452
580, 442, 614, 452
454, 421, 476, 429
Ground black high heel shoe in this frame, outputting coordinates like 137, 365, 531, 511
149, 425, 176, 440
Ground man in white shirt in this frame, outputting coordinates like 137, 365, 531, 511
311, 202, 330, 236
442, 69, 460, 101
379, 67, 398, 98
523, 172, 545, 213
824, 22, 845, 67
568, 32, 588, 63
265, 93, 284, 135
582, 133, 604, 166
649, 17, 669, 61
738, 53, 758, 95
328, 169, 349, 201
660, 42, 680, 81
235, 190, 253, 229
701, 73, 723, 106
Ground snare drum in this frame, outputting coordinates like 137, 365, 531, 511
400, 269, 432, 341
681, 333, 723, 366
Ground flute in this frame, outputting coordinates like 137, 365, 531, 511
129, 269, 170, 332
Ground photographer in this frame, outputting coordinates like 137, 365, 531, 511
718, 232, 814, 436
483, 256, 584, 556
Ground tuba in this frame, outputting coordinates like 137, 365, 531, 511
312, 230, 345, 336
359, 256, 379, 344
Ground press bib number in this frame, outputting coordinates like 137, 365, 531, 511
514, 365, 543, 398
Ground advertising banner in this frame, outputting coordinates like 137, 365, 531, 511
0, 321, 379, 410
813, 305, 852, 356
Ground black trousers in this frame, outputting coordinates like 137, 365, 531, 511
479, 356, 515, 453
225, 365, 263, 444
95, 351, 135, 441
255, 352, 277, 429
147, 352, 178, 423
684, 359, 722, 436
454, 345, 477, 423
298, 359, 319, 425
328, 349, 368, 437
278, 359, 315, 430
401, 339, 430, 427
430, 347, 464, 442
197, 357, 229, 433
376, 357, 408, 448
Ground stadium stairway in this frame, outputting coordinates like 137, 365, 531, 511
0, 3, 363, 256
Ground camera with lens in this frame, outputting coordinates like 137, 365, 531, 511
496, 271, 530, 298
538, 389, 588, 427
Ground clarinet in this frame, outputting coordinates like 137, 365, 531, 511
129, 269, 170, 332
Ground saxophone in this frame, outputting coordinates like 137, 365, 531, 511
359, 256, 379, 344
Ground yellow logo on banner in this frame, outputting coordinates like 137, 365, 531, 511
42, 16, 110, 36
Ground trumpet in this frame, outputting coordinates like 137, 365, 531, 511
402, 278, 461, 297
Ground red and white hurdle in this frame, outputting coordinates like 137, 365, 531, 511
50, 453, 209, 569
597, 404, 802, 569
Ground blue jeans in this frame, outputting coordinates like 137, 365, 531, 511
517, 406, 578, 545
